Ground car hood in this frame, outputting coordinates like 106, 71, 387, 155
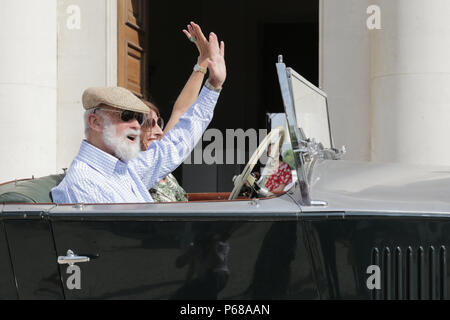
305, 159, 450, 214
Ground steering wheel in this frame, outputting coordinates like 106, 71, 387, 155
228, 126, 285, 200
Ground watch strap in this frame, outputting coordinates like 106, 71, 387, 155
205, 79, 222, 93
193, 64, 207, 74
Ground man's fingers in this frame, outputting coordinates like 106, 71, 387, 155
220, 41, 225, 58
209, 32, 219, 55
209, 32, 218, 44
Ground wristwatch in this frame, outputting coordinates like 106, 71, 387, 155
193, 63, 207, 74
205, 79, 222, 93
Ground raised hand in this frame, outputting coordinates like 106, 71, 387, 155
206, 32, 226, 89
183, 22, 209, 68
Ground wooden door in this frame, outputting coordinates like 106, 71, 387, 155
118, 0, 147, 97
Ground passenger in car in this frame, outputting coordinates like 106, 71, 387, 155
139, 22, 212, 203
141, 101, 188, 202
51, 26, 226, 204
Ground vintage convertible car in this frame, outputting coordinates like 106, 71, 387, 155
1, 57, 450, 300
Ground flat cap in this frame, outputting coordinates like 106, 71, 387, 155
82, 87, 150, 113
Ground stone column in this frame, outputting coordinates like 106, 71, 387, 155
56, 0, 116, 171
371, 0, 450, 165
320, 0, 371, 161
0, 0, 57, 181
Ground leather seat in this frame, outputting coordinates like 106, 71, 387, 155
0, 174, 65, 204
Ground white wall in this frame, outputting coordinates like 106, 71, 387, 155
320, 0, 371, 161
370, 0, 450, 166
0, 0, 57, 182
0, 0, 116, 182
57, 0, 117, 172
321, 0, 450, 167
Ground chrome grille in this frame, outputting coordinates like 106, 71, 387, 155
371, 245, 447, 300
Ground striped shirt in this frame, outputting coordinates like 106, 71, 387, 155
51, 87, 219, 204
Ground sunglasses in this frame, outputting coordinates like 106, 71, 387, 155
95, 108, 146, 126
146, 117, 165, 131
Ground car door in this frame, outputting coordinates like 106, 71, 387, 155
0, 205, 18, 299
49, 195, 318, 299
2, 204, 64, 299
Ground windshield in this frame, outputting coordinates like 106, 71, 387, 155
288, 68, 333, 149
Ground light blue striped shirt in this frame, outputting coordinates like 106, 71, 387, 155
51, 87, 219, 204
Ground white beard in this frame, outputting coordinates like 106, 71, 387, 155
102, 117, 141, 162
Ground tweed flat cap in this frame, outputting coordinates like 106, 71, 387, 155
82, 87, 150, 113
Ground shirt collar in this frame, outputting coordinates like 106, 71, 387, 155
76, 140, 128, 176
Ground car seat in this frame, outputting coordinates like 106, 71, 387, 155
0, 174, 65, 203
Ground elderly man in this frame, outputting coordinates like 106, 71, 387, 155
51, 32, 225, 203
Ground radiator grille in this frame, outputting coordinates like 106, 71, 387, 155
371, 246, 447, 300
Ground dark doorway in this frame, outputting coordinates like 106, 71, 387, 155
146, 0, 319, 192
